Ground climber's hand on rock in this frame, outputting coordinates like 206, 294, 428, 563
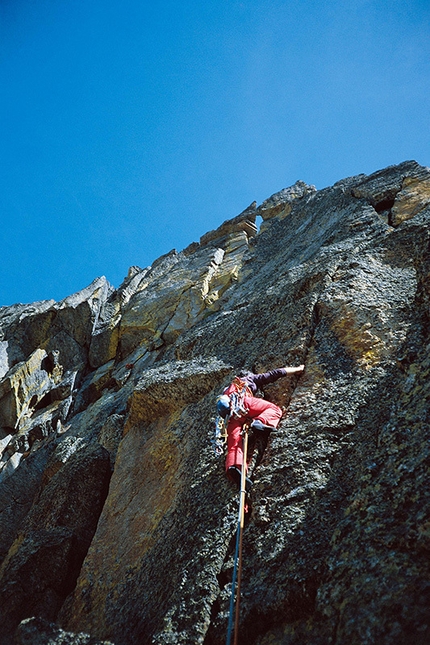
284, 364, 305, 374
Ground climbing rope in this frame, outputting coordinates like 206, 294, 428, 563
226, 423, 250, 645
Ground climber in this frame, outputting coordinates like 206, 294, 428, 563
217, 365, 305, 488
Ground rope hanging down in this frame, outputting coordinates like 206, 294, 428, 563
226, 423, 250, 645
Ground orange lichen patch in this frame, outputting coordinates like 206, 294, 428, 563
330, 308, 385, 368
301, 345, 327, 387
266, 347, 326, 408
391, 176, 430, 226
63, 416, 182, 636
0, 533, 25, 579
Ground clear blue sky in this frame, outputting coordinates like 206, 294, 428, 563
1, 0, 429, 306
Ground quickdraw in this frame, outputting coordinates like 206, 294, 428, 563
212, 414, 227, 456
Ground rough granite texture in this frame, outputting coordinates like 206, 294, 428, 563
0, 160, 429, 645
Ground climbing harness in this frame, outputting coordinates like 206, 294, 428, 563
213, 378, 251, 456
226, 422, 250, 645
229, 391, 249, 419
228, 377, 251, 419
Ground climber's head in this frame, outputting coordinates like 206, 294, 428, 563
216, 395, 231, 418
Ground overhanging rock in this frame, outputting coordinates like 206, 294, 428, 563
126, 358, 232, 427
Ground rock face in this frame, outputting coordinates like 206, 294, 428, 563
0, 160, 429, 645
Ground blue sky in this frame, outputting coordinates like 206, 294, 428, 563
1, 0, 429, 306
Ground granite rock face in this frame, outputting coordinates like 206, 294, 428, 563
0, 160, 429, 645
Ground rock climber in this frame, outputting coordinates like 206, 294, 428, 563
216, 365, 305, 488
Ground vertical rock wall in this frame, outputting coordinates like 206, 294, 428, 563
0, 160, 429, 645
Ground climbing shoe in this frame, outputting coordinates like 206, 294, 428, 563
227, 466, 253, 492
250, 419, 276, 434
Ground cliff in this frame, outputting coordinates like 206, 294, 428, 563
0, 160, 429, 645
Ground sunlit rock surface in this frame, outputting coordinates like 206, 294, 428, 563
0, 160, 429, 645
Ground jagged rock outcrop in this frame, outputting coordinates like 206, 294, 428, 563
0, 160, 429, 645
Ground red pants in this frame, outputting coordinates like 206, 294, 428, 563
225, 396, 282, 472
